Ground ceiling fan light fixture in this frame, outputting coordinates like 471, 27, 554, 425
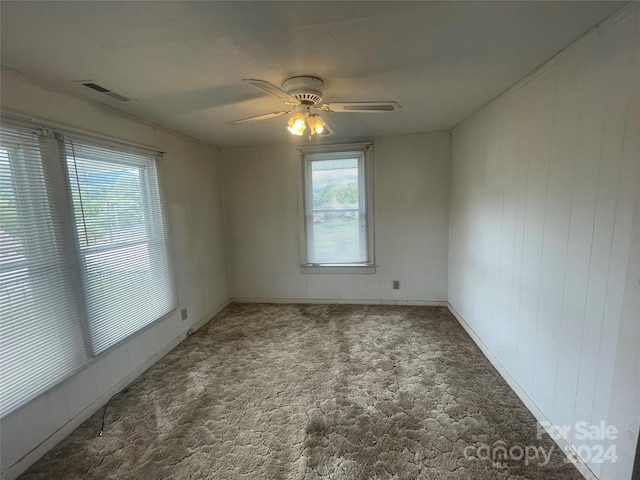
287, 112, 306, 136
307, 114, 325, 135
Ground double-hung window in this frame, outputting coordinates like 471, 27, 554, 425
66, 141, 175, 355
0, 122, 176, 416
300, 143, 374, 273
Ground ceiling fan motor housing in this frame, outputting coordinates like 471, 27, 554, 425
282, 76, 324, 104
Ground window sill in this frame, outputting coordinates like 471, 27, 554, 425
301, 264, 376, 274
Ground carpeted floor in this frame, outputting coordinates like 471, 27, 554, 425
19, 303, 582, 479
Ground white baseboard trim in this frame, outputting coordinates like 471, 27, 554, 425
446, 303, 598, 480
1, 299, 231, 480
179, 299, 231, 341
231, 297, 448, 306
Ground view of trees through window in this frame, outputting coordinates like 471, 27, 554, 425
68, 157, 145, 248
308, 157, 366, 263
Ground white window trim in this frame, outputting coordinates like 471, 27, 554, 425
297, 142, 375, 274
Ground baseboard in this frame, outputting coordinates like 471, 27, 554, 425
231, 297, 448, 306
179, 299, 232, 341
446, 303, 598, 480
1, 299, 231, 480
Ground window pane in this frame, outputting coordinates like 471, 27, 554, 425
0, 130, 86, 417
307, 157, 366, 264
69, 159, 145, 248
67, 143, 176, 355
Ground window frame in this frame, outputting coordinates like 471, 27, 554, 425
298, 143, 375, 274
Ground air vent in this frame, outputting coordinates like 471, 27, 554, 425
79, 81, 130, 102
82, 82, 111, 93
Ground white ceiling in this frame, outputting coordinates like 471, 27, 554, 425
0, 1, 627, 147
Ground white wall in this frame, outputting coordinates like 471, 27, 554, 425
219, 132, 450, 304
0, 69, 229, 479
448, 8, 639, 480
603, 173, 640, 480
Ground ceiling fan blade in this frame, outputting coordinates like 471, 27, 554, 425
319, 101, 401, 113
227, 110, 291, 125
243, 78, 300, 105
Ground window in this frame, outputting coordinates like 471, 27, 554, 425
300, 143, 374, 273
0, 123, 175, 416
66, 141, 176, 355
0, 128, 86, 416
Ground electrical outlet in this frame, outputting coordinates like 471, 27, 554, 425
181, 307, 188, 321
393, 280, 400, 290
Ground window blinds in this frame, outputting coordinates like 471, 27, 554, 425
0, 127, 87, 416
65, 141, 176, 355
0, 122, 176, 417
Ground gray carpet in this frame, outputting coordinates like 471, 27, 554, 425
19, 304, 582, 479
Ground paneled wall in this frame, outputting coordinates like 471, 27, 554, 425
448, 9, 639, 479
219, 132, 451, 304
0, 69, 229, 479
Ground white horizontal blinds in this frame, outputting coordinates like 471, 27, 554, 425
0, 127, 86, 417
65, 141, 176, 355
305, 152, 367, 264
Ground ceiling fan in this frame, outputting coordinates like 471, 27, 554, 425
228, 76, 400, 138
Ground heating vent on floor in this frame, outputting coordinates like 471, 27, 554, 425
79, 81, 131, 102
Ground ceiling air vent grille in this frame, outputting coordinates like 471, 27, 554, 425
80, 82, 130, 102
83, 82, 110, 93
